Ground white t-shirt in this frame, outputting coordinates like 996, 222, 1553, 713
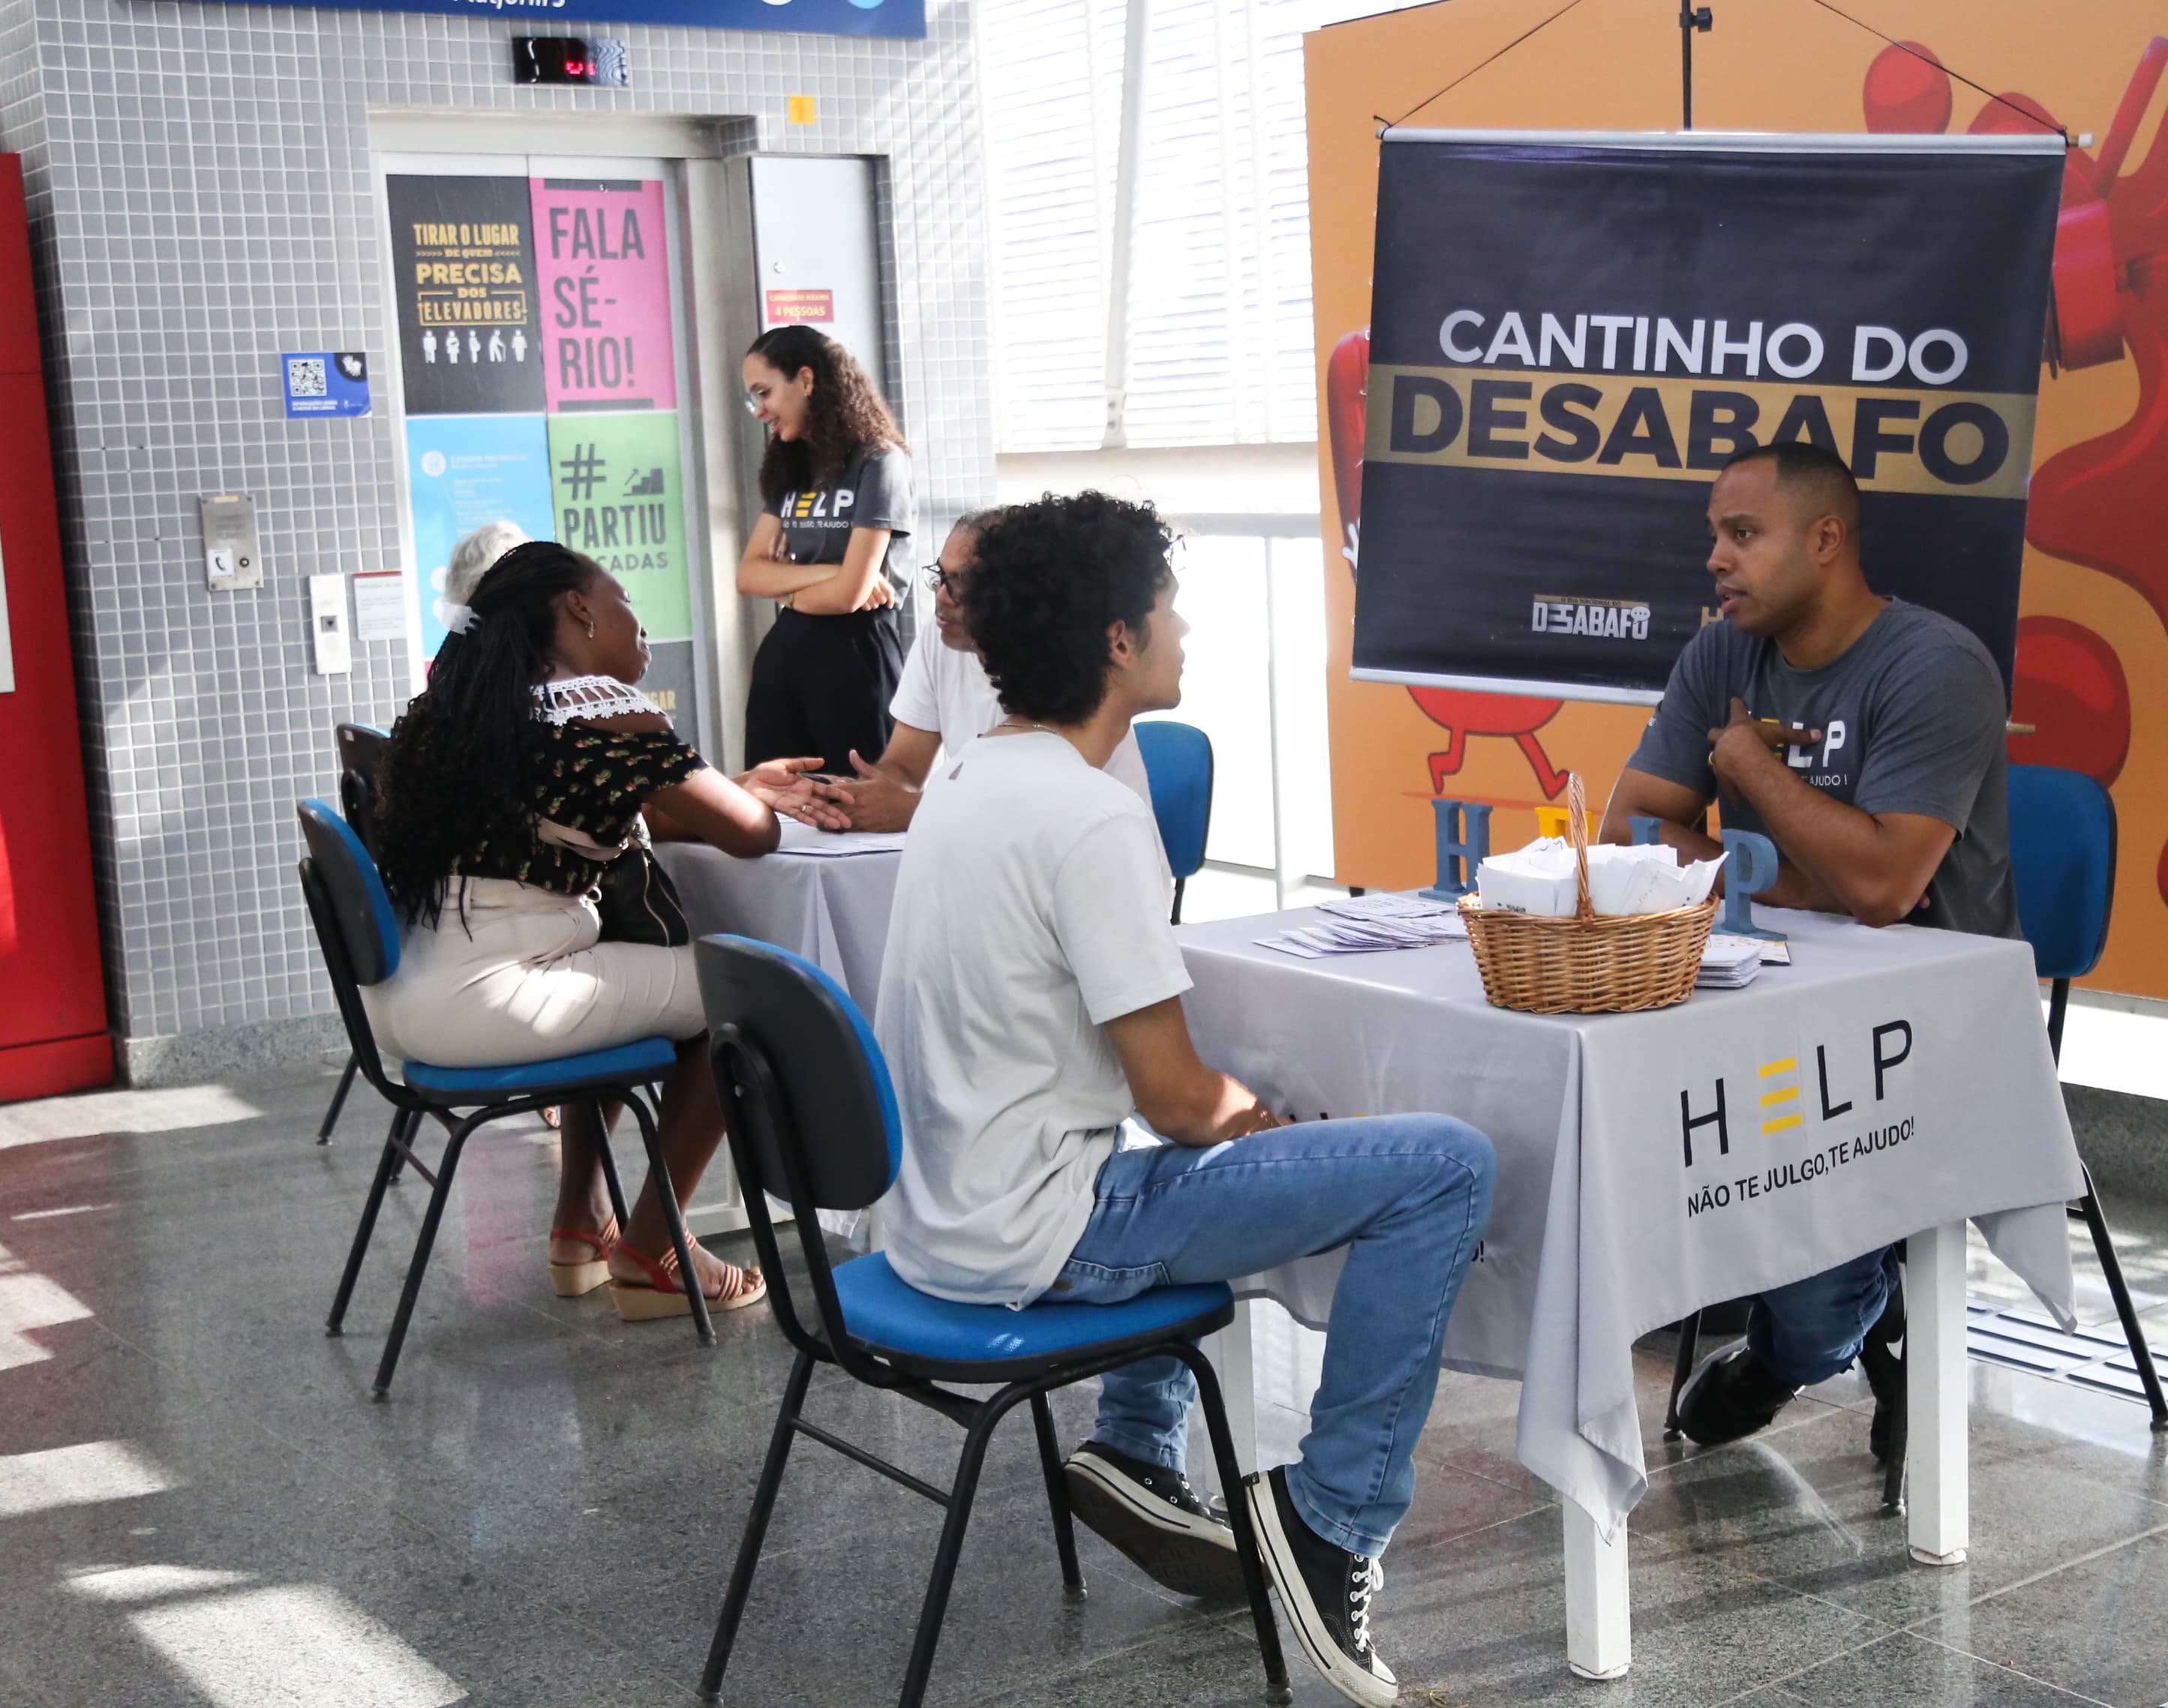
873, 731, 1192, 1306
889, 622, 1167, 866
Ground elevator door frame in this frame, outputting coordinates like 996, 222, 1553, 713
368, 114, 761, 768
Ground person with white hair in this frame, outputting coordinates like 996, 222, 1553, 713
444, 520, 530, 611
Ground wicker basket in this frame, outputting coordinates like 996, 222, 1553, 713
1458, 775, 1716, 1014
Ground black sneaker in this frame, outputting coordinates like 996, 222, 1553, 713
1674, 1340, 1800, 1447
1243, 1466, 1395, 1708
1063, 1442, 1243, 1598
1858, 1289, 1905, 1462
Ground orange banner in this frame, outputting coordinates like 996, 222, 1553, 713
1307, 1, 2168, 998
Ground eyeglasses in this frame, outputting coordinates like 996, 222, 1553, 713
742, 395, 763, 416
923, 565, 955, 596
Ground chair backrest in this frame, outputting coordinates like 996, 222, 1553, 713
335, 723, 391, 858
2007, 763, 2116, 982
1134, 719, 1213, 881
697, 934, 902, 1375
297, 800, 401, 986
696, 935, 899, 1210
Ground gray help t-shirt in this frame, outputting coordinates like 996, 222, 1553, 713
1627, 599, 2019, 939
761, 441, 914, 590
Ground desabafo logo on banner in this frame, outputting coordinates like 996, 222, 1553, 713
1533, 593, 1651, 641
1677, 1019, 1917, 1220
1365, 310, 2031, 501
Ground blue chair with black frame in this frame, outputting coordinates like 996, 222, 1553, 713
1134, 719, 1214, 924
315, 722, 390, 1145
2007, 762, 2168, 1430
295, 798, 716, 1397
690, 932, 1290, 1708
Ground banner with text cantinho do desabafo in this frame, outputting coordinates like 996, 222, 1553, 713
1353, 132, 2064, 703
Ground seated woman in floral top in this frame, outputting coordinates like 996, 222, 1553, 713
369, 540, 846, 1319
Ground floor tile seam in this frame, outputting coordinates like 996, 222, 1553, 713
1896, 1514, 2168, 1625
1734, 1624, 1983, 1700
53, 1318, 343, 1477
344, 1505, 711, 1700
1893, 1626, 2121, 1705
672, 1457, 1085, 1572
1373, 1499, 1577, 1575
1636, 1397, 1857, 1487
949, 1601, 1260, 1707
1422, 1453, 1563, 1502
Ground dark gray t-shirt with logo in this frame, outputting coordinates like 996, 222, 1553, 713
762, 442, 914, 590
1628, 599, 2019, 939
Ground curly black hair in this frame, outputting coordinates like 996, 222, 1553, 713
962, 492, 1174, 725
747, 325, 907, 503
373, 540, 602, 929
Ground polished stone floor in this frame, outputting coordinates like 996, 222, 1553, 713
1, 1065, 2165, 1708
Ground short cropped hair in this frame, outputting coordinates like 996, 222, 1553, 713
445, 520, 530, 605
962, 491, 1174, 725
1721, 441, 1861, 535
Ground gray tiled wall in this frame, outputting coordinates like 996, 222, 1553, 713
0, 0, 993, 1080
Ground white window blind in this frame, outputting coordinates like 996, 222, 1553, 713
979, 0, 1432, 452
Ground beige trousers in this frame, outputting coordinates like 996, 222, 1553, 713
361, 877, 704, 1069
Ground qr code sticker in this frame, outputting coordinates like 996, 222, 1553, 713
287, 356, 328, 398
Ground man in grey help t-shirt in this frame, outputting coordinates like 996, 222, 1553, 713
1598, 440, 2017, 1451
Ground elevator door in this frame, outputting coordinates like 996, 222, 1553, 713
380, 153, 711, 734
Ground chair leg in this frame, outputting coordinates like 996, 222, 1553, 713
593, 1096, 631, 1231
2075, 1164, 2168, 1429
700, 1349, 815, 1702
626, 1090, 715, 1347
1170, 875, 1186, 926
1881, 1373, 1908, 1511
387, 1104, 413, 1184
1663, 1310, 1701, 1439
371, 1117, 476, 1399
317, 1052, 359, 1145
1028, 1391, 1085, 1595
1860, 1277, 1908, 1510
897, 1393, 1013, 1708
327, 1106, 407, 1336
1173, 1342, 1293, 1704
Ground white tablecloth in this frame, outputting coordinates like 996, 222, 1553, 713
656, 824, 903, 1019
1174, 905, 2085, 1539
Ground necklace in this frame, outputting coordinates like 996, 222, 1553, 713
986, 718, 1057, 737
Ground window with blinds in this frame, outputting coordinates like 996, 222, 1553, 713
979, 0, 1430, 452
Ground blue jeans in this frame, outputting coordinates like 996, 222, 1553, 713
1051, 1114, 1494, 1557
1747, 1244, 1900, 1387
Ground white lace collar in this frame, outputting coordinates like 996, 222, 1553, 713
531, 674, 663, 725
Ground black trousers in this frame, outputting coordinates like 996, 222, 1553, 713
743, 605, 905, 778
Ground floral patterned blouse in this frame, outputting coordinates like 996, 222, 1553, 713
450, 676, 705, 895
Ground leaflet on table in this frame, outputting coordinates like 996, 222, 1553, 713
776, 822, 908, 857
1694, 934, 1794, 990
1256, 892, 1470, 957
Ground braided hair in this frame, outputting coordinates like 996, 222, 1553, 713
749, 324, 907, 502
374, 540, 601, 929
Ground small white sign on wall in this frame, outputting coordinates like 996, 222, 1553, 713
352, 570, 407, 644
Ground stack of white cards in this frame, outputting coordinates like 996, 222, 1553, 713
1696, 933, 1767, 989
777, 823, 908, 858
1254, 892, 1471, 959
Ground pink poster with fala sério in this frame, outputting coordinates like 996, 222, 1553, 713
531, 177, 677, 413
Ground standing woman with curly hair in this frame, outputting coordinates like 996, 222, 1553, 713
368, 540, 848, 1319
737, 325, 914, 775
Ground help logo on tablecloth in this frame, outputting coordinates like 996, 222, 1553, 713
1677, 1019, 1916, 1211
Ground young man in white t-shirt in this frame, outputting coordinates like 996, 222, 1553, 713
834, 512, 1164, 859
872, 492, 1495, 1708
